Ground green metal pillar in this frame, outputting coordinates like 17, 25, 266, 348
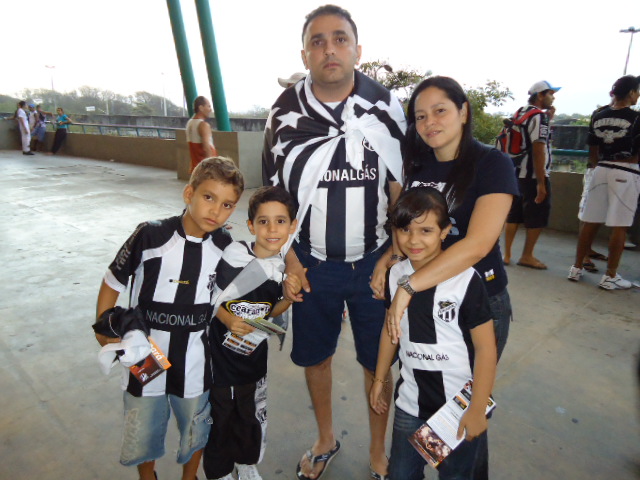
166, 0, 198, 116
195, 0, 231, 131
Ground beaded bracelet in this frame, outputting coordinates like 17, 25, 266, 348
373, 377, 388, 384
390, 254, 407, 262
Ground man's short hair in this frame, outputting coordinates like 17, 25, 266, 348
193, 96, 209, 114
248, 186, 297, 222
301, 4, 358, 44
18, 101, 26, 108
189, 156, 244, 198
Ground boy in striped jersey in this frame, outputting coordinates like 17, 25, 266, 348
94, 156, 244, 480
370, 187, 497, 480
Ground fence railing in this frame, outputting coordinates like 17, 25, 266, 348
46, 122, 178, 139
551, 149, 589, 174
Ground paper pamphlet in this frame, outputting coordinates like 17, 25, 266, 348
222, 315, 287, 356
409, 380, 496, 468
129, 337, 171, 385
244, 317, 287, 335
223, 329, 269, 356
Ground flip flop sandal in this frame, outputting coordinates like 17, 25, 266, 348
589, 252, 608, 261
370, 465, 390, 480
583, 261, 598, 273
517, 261, 547, 270
296, 441, 341, 480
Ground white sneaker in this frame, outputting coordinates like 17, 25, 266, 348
214, 474, 235, 480
567, 266, 583, 282
598, 274, 632, 290
236, 464, 262, 480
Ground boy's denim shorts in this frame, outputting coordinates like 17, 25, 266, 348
290, 242, 387, 372
119, 391, 212, 466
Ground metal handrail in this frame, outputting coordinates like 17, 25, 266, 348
45, 121, 178, 139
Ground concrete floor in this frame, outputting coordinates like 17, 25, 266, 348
0, 150, 639, 480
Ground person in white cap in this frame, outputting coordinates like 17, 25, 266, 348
278, 72, 306, 88
503, 80, 560, 270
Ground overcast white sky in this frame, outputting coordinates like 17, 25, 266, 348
2, 0, 639, 115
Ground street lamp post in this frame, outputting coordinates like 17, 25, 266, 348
620, 27, 638, 75
161, 72, 167, 116
45, 65, 56, 111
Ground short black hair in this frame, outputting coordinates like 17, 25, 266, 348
388, 187, 451, 230
248, 186, 297, 222
193, 96, 209, 113
610, 75, 640, 100
302, 4, 358, 44
18, 101, 26, 108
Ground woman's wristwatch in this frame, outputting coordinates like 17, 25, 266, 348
397, 275, 416, 296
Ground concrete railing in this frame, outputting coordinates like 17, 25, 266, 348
0, 120, 264, 188
0, 119, 604, 236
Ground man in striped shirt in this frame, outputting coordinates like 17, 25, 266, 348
262, 5, 405, 479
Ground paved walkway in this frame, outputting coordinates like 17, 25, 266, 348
1, 150, 639, 480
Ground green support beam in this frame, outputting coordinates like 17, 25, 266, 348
195, 0, 231, 132
166, 0, 198, 116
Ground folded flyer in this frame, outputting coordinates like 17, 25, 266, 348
222, 328, 269, 356
409, 380, 496, 468
244, 316, 287, 335
129, 337, 171, 385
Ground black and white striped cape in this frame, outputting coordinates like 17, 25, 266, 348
262, 71, 406, 255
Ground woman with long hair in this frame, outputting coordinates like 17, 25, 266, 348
568, 75, 640, 289
384, 76, 518, 357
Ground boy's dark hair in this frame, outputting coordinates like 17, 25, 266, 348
302, 4, 358, 44
18, 101, 26, 108
388, 187, 451, 230
189, 156, 244, 198
248, 186, 297, 222
193, 96, 209, 114
610, 75, 640, 100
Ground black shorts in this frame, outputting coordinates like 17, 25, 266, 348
507, 177, 551, 228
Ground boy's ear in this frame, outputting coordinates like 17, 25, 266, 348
289, 218, 298, 233
247, 219, 256, 235
441, 224, 452, 241
183, 184, 194, 205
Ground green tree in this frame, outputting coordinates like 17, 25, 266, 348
464, 80, 513, 145
359, 60, 426, 104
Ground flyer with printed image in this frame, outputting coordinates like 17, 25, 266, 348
129, 337, 171, 385
409, 380, 496, 469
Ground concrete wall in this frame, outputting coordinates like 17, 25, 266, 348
548, 170, 582, 233
0, 119, 20, 150
0, 120, 264, 188
0, 119, 597, 234
175, 130, 264, 188
62, 133, 178, 170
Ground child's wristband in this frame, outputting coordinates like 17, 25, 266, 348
390, 254, 406, 262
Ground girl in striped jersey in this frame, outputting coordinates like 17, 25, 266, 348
370, 187, 497, 480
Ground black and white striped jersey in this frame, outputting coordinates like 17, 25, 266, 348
386, 261, 493, 419
104, 215, 232, 398
516, 106, 552, 180
263, 71, 406, 262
